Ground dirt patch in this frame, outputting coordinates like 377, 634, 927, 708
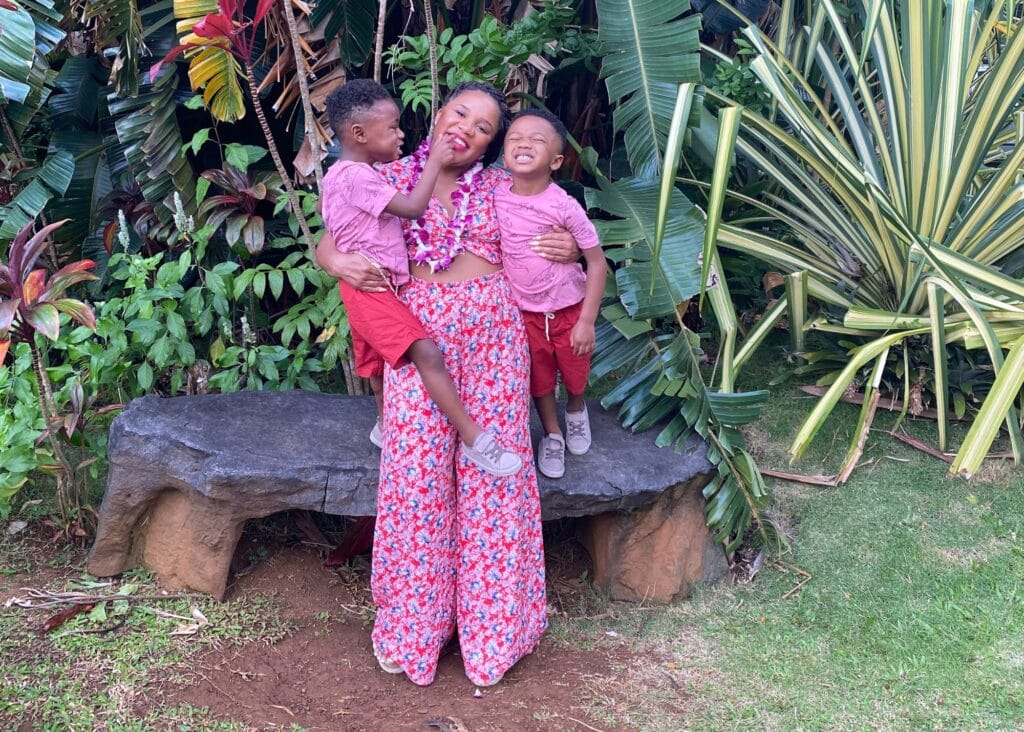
159, 524, 631, 731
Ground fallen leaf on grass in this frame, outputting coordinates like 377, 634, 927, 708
42, 603, 94, 632
169, 605, 210, 636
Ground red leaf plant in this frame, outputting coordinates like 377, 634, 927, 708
150, 0, 275, 79
0, 219, 98, 364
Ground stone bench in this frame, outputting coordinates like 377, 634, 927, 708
88, 391, 725, 602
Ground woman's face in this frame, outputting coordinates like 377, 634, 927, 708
433, 90, 501, 168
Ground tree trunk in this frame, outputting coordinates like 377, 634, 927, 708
423, 0, 440, 123
30, 338, 77, 523
374, 0, 388, 83
244, 64, 316, 257
282, 0, 323, 189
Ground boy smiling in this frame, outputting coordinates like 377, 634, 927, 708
494, 109, 607, 479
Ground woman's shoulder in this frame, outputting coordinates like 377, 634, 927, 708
481, 166, 511, 185
376, 156, 417, 186
476, 165, 510, 194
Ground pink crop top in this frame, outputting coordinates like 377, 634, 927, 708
378, 156, 508, 268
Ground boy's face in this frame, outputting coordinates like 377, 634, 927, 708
503, 116, 564, 177
353, 98, 405, 163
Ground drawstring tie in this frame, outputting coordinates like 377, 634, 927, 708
544, 311, 555, 342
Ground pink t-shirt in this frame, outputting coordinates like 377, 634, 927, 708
494, 181, 601, 312
321, 160, 410, 285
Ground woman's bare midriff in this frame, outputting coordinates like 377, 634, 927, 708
409, 251, 501, 282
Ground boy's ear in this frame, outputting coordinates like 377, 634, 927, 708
349, 121, 367, 143
549, 153, 565, 172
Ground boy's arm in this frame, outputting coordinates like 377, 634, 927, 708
569, 246, 607, 356
384, 135, 456, 219
578, 245, 607, 326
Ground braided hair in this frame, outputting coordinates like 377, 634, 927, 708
442, 81, 512, 166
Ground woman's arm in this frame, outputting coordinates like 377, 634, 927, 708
530, 225, 582, 263
315, 231, 389, 292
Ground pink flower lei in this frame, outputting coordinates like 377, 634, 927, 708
404, 139, 485, 273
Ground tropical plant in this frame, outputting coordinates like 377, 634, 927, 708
0, 220, 97, 522
582, 0, 784, 554
157, 0, 315, 253
384, 5, 580, 116
198, 158, 284, 255
702, 0, 1024, 478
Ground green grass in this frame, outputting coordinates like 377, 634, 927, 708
555, 349, 1024, 730
0, 567, 292, 730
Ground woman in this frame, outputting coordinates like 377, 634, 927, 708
317, 82, 578, 687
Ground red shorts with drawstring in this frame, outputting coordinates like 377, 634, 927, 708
522, 300, 591, 397
338, 280, 428, 378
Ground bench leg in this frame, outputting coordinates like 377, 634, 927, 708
138, 490, 244, 600
89, 487, 244, 601
578, 475, 729, 603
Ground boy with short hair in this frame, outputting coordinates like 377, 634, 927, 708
321, 79, 521, 476
494, 108, 607, 479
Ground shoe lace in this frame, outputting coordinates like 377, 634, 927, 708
566, 420, 587, 441
480, 438, 505, 464
544, 440, 563, 461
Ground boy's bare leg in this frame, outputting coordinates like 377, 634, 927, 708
565, 392, 585, 414
369, 374, 384, 418
407, 340, 482, 446
533, 391, 562, 437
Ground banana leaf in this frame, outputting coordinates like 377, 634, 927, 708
0, 150, 74, 242
595, 0, 701, 178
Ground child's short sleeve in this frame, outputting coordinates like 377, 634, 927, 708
560, 193, 601, 250
338, 163, 400, 218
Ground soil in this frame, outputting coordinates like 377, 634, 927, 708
160, 520, 630, 731
2, 517, 635, 730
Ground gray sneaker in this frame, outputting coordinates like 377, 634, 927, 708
565, 404, 592, 455
463, 432, 523, 476
370, 420, 383, 449
537, 433, 566, 478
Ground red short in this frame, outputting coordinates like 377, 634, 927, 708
522, 301, 591, 398
338, 280, 428, 378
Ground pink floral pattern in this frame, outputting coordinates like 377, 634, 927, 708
370, 269, 548, 687
378, 156, 509, 266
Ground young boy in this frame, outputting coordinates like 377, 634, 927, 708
321, 79, 521, 476
494, 108, 607, 479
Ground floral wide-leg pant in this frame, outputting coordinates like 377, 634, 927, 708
371, 271, 548, 686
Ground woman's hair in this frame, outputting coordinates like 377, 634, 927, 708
442, 81, 511, 166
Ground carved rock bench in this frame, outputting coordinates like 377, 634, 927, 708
88, 391, 726, 601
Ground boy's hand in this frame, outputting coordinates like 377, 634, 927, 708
426, 134, 457, 167
570, 319, 596, 356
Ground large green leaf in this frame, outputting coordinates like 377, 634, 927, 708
83, 0, 146, 97
586, 177, 703, 319
0, 150, 74, 241
596, 0, 701, 177
47, 55, 108, 124
108, 65, 197, 223
48, 130, 113, 247
0, 1, 36, 104
310, 0, 376, 68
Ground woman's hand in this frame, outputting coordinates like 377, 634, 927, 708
531, 225, 581, 263
315, 232, 390, 292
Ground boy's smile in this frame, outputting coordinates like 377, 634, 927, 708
503, 115, 564, 178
